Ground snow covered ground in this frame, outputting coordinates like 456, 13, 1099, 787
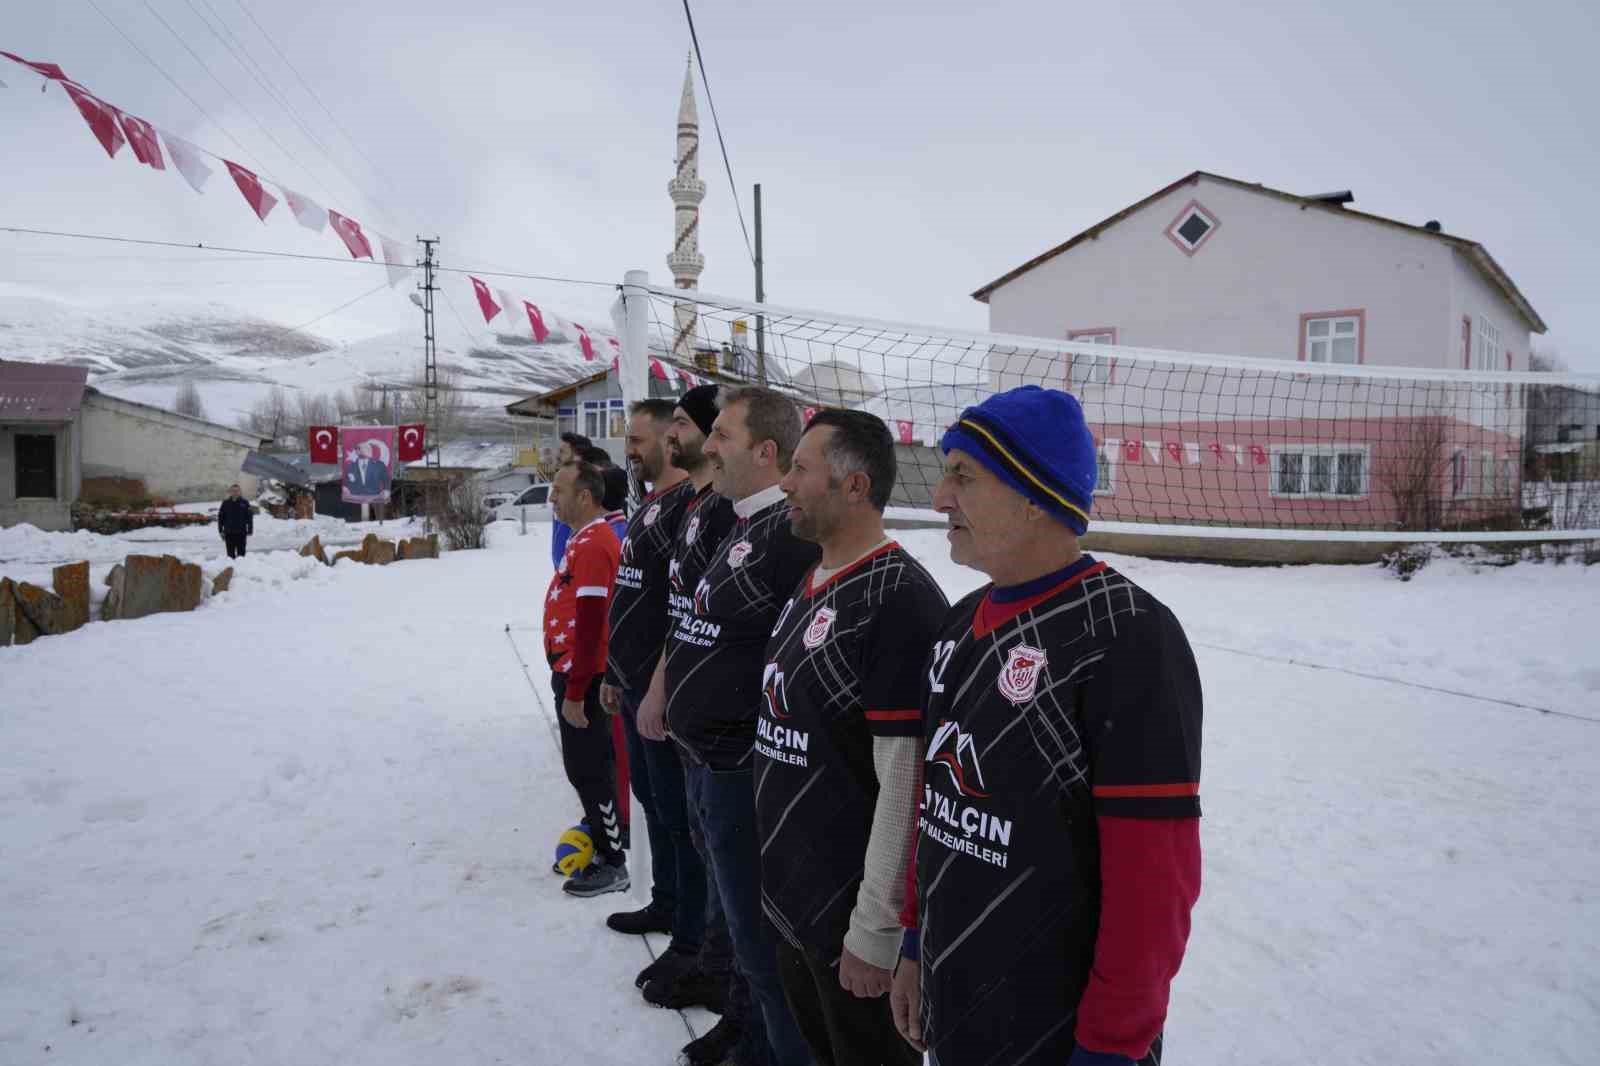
1, 524, 1597, 1065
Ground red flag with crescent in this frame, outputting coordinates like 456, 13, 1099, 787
308, 425, 338, 464
398, 423, 426, 462
117, 112, 165, 169
328, 210, 373, 259
469, 277, 500, 324
63, 85, 125, 159
896, 420, 914, 445
575, 323, 596, 361
225, 161, 278, 222
523, 300, 548, 341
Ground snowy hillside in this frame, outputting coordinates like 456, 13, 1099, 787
0, 283, 611, 432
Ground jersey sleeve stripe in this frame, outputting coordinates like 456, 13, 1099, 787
575, 586, 609, 598
1092, 782, 1199, 799
865, 709, 921, 721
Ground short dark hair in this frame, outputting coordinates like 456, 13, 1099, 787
578, 444, 613, 467
560, 432, 592, 450
567, 460, 606, 508
722, 385, 803, 472
600, 465, 629, 511
629, 398, 677, 424
804, 410, 897, 511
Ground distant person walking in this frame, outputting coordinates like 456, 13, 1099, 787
218, 484, 253, 559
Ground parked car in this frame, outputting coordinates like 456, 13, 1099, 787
481, 491, 518, 512
492, 483, 553, 523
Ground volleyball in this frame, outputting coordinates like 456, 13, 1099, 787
555, 823, 594, 877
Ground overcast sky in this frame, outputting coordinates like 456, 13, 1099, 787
2, 0, 1597, 369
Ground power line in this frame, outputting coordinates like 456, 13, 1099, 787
0, 225, 620, 289
681, 0, 755, 265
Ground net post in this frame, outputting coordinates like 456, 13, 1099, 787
620, 270, 651, 408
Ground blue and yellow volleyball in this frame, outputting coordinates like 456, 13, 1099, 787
555, 824, 594, 876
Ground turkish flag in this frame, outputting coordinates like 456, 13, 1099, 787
0, 51, 68, 80
328, 210, 374, 259
896, 419, 914, 445
308, 425, 338, 464
397, 423, 426, 462
1164, 441, 1183, 464
470, 277, 501, 324
63, 85, 124, 159
1124, 440, 1143, 462
117, 112, 165, 169
803, 406, 818, 425
523, 300, 548, 342
1249, 444, 1267, 465
575, 324, 596, 361
225, 160, 278, 222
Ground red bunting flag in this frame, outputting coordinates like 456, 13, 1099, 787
0, 51, 68, 80
803, 406, 818, 425
117, 112, 164, 169
470, 277, 501, 324
308, 425, 338, 465
327, 210, 373, 259
896, 420, 914, 445
63, 84, 124, 159
397, 423, 426, 462
649, 357, 669, 381
523, 301, 549, 342
160, 130, 213, 193
575, 323, 596, 361
1164, 441, 1183, 464
224, 160, 277, 222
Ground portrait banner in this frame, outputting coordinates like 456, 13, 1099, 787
341, 426, 396, 505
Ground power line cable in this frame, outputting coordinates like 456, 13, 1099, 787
681, 0, 755, 264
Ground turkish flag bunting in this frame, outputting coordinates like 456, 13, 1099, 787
575, 324, 596, 361
327, 210, 373, 258
523, 300, 548, 342
63, 84, 124, 159
649, 357, 668, 381
896, 419, 914, 445
160, 130, 213, 193
117, 112, 164, 169
803, 406, 818, 425
225, 160, 278, 221
0, 51, 68, 80
397, 423, 426, 462
308, 425, 338, 464
1164, 441, 1183, 464
470, 277, 501, 323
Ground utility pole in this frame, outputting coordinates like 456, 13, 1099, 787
754, 183, 766, 385
419, 236, 442, 523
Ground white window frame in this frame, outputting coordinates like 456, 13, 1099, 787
1268, 443, 1371, 499
580, 398, 628, 440
1479, 450, 1496, 498
1451, 450, 1470, 498
1473, 315, 1502, 371
1303, 314, 1362, 365
1070, 332, 1115, 386
1096, 439, 1119, 496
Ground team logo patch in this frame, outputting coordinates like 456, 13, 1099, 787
685, 514, 701, 545
727, 540, 753, 568
802, 607, 837, 650
997, 644, 1047, 705
643, 502, 661, 527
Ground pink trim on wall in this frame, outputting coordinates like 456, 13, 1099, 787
1163, 199, 1220, 257
1296, 309, 1367, 365
1066, 327, 1119, 388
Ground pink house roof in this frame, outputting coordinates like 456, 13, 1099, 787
0, 360, 89, 423
970, 171, 1548, 334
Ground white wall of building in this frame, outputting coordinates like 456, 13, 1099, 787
1450, 248, 1533, 373
0, 420, 80, 531
80, 393, 262, 502
984, 175, 1503, 388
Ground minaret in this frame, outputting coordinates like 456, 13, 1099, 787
668, 55, 706, 362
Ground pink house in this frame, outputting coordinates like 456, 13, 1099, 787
973, 172, 1548, 530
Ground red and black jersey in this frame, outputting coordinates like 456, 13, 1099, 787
665, 483, 737, 645
665, 488, 821, 769
606, 479, 696, 692
914, 558, 1202, 1066
755, 542, 948, 962
542, 516, 621, 698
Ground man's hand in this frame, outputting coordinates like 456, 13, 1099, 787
838, 945, 892, 999
890, 958, 924, 1051
598, 683, 621, 716
560, 697, 589, 728
637, 687, 667, 741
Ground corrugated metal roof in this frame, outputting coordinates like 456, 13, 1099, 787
0, 361, 88, 423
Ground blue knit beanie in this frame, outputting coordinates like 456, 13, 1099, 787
940, 386, 1096, 534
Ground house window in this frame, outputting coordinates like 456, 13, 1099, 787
1068, 329, 1116, 387
1270, 444, 1368, 498
1095, 439, 1118, 496
1472, 316, 1502, 371
1164, 199, 1220, 256
1480, 450, 1496, 497
580, 399, 628, 440
1451, 450, 1469, 498
557, 406, 577, 439
15, 434, 57, 498
1302, 313, 1363, 364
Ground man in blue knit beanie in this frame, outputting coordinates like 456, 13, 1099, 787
890, 385, 1205, 1066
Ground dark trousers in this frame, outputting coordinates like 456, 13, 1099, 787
618, 687, 706, 950
224, 533, 247, 558
777, 941, 919, 1066
551, 672, 622, 864
686, 763, 812, 1066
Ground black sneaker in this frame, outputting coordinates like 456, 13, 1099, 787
607, 903, 673, 937
643, 967, 726, 1014
634, 943, 698, 990
675, 1013, 743, 1066
562, 860, 630, 898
